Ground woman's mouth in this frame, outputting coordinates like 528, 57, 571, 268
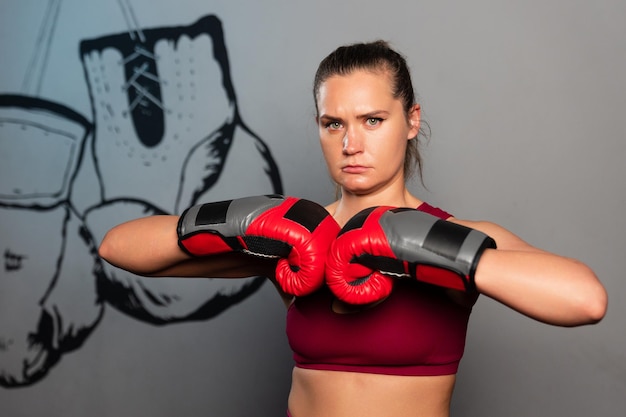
342, 165, 368, 174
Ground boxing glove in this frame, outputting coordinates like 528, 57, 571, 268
326, 206, 496, 304
177, 195, 340, 296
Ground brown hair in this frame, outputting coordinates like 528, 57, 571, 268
313, 40, 429, 182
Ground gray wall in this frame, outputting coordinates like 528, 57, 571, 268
1, 0, 624, 416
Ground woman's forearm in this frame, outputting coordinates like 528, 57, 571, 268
98, 215, 185, 275
474, 248, 607, 326
99, 214, 279, 279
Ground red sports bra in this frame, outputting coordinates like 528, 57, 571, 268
285, 203, 475, 376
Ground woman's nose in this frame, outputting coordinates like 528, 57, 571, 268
342, 128, 363, 154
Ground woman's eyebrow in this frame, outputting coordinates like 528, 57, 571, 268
318, 114, 342, 123
357, 110, 389, 119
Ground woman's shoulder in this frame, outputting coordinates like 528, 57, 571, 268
449, 217, 537, 252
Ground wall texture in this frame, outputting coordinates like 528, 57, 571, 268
1, 0, 624, 416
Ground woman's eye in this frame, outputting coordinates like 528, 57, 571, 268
366, 118, 382, 126
326, 121, 342, 130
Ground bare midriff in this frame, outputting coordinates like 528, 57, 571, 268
288, 367, 456, 417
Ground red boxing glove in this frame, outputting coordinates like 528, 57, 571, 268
325, 206, 497, 305
177, 195, 340, 296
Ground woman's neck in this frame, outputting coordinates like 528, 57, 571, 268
328, 188, 422, 227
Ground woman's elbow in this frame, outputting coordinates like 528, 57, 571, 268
573, 267, 608, 325
582, 283, 608, 324
98, 230, 121, 267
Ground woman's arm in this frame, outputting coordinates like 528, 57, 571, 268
454, 219, 608, 327
98, 215, 278, 279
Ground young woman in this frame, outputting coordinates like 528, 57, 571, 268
99, 40, 607, 417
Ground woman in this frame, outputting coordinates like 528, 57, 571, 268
99, 41, 607, 417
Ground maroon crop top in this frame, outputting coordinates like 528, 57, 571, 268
285, 202, 474, 376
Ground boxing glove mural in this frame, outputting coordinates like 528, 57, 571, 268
80, 14, 281, 213
79, 14, 282, 325
0, 11, 283, 387
0, 97, 100, 387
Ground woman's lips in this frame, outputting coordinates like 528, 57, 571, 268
342, 165, 368, 174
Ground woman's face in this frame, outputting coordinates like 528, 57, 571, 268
316, 69, 419, 197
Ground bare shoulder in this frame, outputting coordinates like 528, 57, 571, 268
447, 217, 541, 252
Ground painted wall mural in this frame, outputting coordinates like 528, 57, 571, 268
0, 0, 282, 388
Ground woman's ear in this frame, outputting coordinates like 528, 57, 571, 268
407, 104, 421, 139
